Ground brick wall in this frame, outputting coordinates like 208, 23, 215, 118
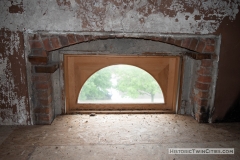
27, 32, 218, 124
193, 59, 214, 122
32, 73, 54, 124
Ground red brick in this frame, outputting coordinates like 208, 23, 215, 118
205, 38, 215, 45
28, 34, 40, 41
36, 82, 51, 89
197, 66, 212, 75
31, 49, 47, 57
155, 36, 167, 42
32, 74, 51, 82
196, 40, 205, 53
75, 35, 85, 42
40, 34, 49, 39
197, 75, 212, 83
107, 35, 115, 39
189, 38, 199, 51
29, 41, 42, 49
35, 107, 50, 114
181, 38, 192, 48
67, 34, 77, 44
38, 114, 50, 122
91, 35, 100, 40
174, 39, 182, 46
28, 56, 48, 65
197, 90, 209, 99
195, 81, 210, 90
59, 35, 69, 46
196, 98, 208, 107
35, 63, 59, 73
98, 35, 108, 40
204, 45, 215, 53
142, 36, 151, 40
50, 37, 62, 49
93, 35, 101, 40
83, 35, 94, 41
39, 96, 52, 106
201, 59, 213, 67
167, 37, 175, 44
115, 34, 124, 38
37, 89, 52, 100
42, 38, 53, 51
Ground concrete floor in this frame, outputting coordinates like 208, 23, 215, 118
0, 114, 240, 160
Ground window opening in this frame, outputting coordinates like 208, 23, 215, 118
78, 65, 164, 104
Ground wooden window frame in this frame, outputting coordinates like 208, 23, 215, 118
64, 55, 181, 113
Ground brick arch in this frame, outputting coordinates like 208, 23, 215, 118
27, 32, 218, 124
28, 33, 216, 65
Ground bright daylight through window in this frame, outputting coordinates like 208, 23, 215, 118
78, 65, 164, 104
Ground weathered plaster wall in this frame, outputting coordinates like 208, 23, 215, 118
0, 0, 240, 33
0, 0, 240, 124
0, 28, 30, 125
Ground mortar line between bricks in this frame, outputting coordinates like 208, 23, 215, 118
196, 73, 212, 76
195, 81, 212, 84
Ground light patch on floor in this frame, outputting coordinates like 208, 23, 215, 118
0, 114, 240, 160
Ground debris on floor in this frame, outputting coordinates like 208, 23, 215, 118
0, 114, 240, 160
90, 113, 96, 116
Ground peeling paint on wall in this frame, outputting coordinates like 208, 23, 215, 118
53, 0, 240, 33
0, 0, 239, 33
0, 28, 30, 125
8, 0, 24, 14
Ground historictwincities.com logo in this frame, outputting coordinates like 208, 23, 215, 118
168, 148, 234, 154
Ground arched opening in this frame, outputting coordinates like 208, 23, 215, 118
78, 65, 165, 104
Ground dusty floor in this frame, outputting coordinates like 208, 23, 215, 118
0, 114, 240, 160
